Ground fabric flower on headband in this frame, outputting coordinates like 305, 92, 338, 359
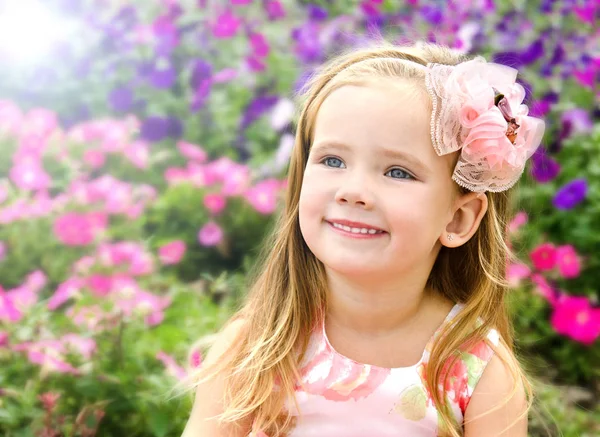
425, 56, 545, 192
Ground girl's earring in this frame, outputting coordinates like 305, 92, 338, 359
447, 234, 454, 241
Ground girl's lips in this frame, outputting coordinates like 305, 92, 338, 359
326, 221, 387, 239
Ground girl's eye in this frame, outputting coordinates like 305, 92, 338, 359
385, 168, 414, 180
322, 157, 345, 168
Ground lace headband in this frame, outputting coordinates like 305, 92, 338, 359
374, 56, 546, 192
424, 56, 545, 192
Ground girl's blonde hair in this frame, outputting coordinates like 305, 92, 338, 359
178, 40, 533, 436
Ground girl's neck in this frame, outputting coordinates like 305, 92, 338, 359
325, 272, 454, 338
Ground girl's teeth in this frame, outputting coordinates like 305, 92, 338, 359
332, 223, 382, 234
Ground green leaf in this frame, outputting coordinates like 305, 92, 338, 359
147, 407, 171, 437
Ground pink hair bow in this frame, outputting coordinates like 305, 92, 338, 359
425, 56, 545, 192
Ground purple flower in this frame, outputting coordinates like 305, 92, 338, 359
420, 5, 443, 25
530, 150, 560, 183
150, 58, 177, 89
561, 108, 593, 137
241, 95, 279, 130
166, 116, 183, 139
108, 86, 134, 112
153, 16, 180, 55
553, 179, 588, 210
190, 80, 212, 112
190, 59, 213, 89
292, 22, 322, 63
548, 42, 565, 67
140, 116, 169, 143
519, 38, 545, 65
307, 4, 328, 21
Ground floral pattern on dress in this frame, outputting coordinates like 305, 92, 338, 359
394, 333, 498, 425
294, 334, 391, 401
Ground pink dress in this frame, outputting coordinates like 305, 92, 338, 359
271, 303, 499, 436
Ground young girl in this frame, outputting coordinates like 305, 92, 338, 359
180, 40, 545, 437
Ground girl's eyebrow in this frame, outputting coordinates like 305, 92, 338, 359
311, 140, 430, 175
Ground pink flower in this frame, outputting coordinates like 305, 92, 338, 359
212, 9, 242, 39
198, 221, 223, 246
508, 211, 528, 234
550, 296, 600, 345
87, 275, 114, 297
264, 0, 285, 19
54, 212, 107, 246
530, 274, 557, 305
529, 242, 556, 271
506, 262, 531, 287
39, 392, 61, 411
249, 32, 270, 57
0, 100, 24, 137
83, 149, 106, 169
213, 68, 238, 83
124, 140, 150, 169
0, 287, 22, 322
177, 141, 208, 162
9, 162, 51, 191
0, 331, 8, 347
60, 333, 97, 360
48, 278, 84, 310
244, 178, 280, 214
25, 270, 47, 293
164, 167, 189, 185
189, 348, 203, 368
220, 163, 250, 195
555, 245, 581, 279
23, 108, 58, 138
159, 240, 186, 265
116, 289, 171, 326
156, 351, 187, 379
204, 193, 226, 215
129, 251, 155, 276
7, 286, 38, 312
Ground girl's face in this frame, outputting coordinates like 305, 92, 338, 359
298, 81, 458, 282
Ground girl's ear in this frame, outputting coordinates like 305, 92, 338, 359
440, 192, 488, 248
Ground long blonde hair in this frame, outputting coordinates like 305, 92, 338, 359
179, 40, 533, 436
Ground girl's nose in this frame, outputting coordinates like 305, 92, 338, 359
334, 174, 375, 209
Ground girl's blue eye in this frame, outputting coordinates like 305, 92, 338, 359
385, 168, 414, 180
322, 157, 345, 168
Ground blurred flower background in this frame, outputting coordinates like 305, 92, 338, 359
0, 0, 598, 436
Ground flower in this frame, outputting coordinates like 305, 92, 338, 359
530, 149, 560, 183
158, 240, 186, 265
198, 221, 223, 246
550, 296, 600, 345
530, 274, 557, 305
553, 179, 588, 209
108, 86, 134, 112
156, 351, 187, 379
204, 193, 226, 215
507, 262, 531, 287
508, 211, 528, 234
53, 212, 108, 246
264, 0, 285, 20
555, 245, 582, 279
212, 9, 241, 39
529, 242, 556, 271
430, 57, 545, 192
48, 278, 84, 310
140, 116, 169, 143
244, 179, 281, 214
177, 141, 207, 162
